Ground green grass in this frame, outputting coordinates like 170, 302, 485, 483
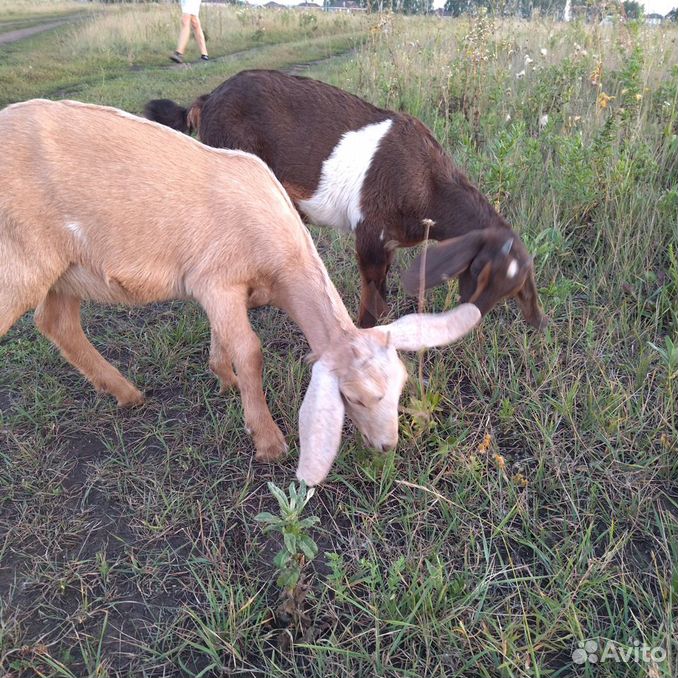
0, 3, 367, 110
0, 2, 84, 24
1, 5, 677, 678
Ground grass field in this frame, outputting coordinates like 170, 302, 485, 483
1, 4, 677, 677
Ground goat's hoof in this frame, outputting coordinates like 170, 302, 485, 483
116, 389, 145, 408
254, 432, 288, 463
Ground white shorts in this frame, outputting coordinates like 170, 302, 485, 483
181, 0, 201, 15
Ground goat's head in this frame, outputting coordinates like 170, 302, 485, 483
296, 303, 481, 485
402, 228, 547, 330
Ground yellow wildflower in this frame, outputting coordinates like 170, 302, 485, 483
477, 433, 492, 454
597, 92, 615, 110
589, 61, 603, 86
513, 473, 528, 487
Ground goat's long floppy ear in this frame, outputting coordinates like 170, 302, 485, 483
376, 303, 481, 352
186, 94, 209, 135
515, 266, 548, 329
296, 359, 346, 486
402, 231, 485, 295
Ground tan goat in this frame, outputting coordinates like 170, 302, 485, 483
0, 99, 481, 485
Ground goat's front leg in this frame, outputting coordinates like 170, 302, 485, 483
200, 289, 287, 463
355, 223, 395, 328
34, 290, 144, 406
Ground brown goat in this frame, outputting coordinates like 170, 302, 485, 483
0, 98, 482, 485
145, 69, 547, 329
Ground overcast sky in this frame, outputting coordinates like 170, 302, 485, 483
641, 0, 675, 12
249, 0, 676, 13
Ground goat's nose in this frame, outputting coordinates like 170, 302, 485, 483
381, 442, 394, 453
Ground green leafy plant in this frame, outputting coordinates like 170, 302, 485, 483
255, 482, 319, 591
649, 336, 678, 381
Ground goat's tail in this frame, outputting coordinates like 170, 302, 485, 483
144, 94, 209, 135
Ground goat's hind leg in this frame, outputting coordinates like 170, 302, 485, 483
0, 295, 31, 338
34, 290, 144, 406
0, 237, 49, 337
209, 329, 238, 392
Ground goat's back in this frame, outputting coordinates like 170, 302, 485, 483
197, 70, 392, 188
0, 99, 309, 302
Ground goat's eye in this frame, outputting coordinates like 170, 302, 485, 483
344, 395, 366, 408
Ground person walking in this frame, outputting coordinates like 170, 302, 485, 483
170, 0, 208, 64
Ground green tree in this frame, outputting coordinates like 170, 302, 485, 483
444, 0, 471, 14
623, 0, 642, 18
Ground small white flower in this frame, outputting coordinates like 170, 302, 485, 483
539, 114, 549, 129
540, 47, 548, 56
524, 55, 534, 65
516, 69, 525, 79
506, 113, 512, 122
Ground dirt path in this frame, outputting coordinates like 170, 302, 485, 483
168, 45, 356, 73
0, 18, 72, 46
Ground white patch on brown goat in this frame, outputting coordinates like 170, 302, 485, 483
299, 118, 393, 232
507, 258, 518, 279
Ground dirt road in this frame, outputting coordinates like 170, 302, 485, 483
0, 18, 72, 46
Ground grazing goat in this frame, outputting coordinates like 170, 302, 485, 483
145, 69, 546, 329
0, 99, 481, 486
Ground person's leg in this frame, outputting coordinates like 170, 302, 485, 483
190, 15, 207, 57
173, 14, 191, 59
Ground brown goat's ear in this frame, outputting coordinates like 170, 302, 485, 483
469, 262, 492, 303
186, 94, 209, 135
402, 231, 485, 296
515, 267, 548, 330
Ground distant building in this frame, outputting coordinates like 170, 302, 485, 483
325, 0, 366, 11
645, 12, 663, 24
295, 1, 322, 8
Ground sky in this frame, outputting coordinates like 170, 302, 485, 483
248, 0, 676, 13
641, 0, 675, 12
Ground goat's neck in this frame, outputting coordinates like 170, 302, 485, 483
277, 255, 357, 356
427, 174, 508, 241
